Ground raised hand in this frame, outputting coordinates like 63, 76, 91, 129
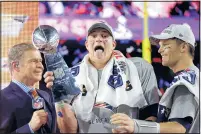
44, 71, 54, 89
110, 113, 135, 133
29, 110, 48, 132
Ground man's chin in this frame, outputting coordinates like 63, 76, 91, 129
95, 54, 105, 59
89, 55, 109, 63
94, 56, 105, 61
33, 77, 42, 82
162, 61, 169, 67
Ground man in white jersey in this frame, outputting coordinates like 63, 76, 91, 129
110, 23, 199, 133
43, 21, 160, 133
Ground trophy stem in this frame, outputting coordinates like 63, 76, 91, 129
44, 52, 81, 103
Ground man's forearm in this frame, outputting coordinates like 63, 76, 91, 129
145, 116, 157, 121
159, 121, 186, 133
55, 101, 78, 133
133, 120, 185, 133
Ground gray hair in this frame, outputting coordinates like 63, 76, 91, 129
8, 43, 37, 71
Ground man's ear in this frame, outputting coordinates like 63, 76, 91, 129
12, 61, 20, 72
85, 40, 89, 51
112, 40, 117, 50
180, 43, 188, 53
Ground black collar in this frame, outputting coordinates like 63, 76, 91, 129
174, 70, 184, 76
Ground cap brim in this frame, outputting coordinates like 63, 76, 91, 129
149, 34, 173, 45
88, 23, 114, 38
89, 26, 113, 37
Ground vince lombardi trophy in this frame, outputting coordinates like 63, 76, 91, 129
32, 25, 80, 103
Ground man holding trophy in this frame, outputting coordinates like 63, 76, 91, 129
36, 22, 160, 133
32, 25, 80, 133
0, 43, 58, 133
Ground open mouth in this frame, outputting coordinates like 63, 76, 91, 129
94, 46, 104, 52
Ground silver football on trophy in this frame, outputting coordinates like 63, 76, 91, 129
32, 25, 59, 54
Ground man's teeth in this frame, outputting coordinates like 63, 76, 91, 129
95, 49, 103, 52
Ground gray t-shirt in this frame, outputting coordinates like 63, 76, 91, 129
97, 69, 102, 88
97, 57, 160, 107
172, 65, 199, 133
157, 65, 199, 133
77, 58, 160, 133
169, 85, 198, 121
128, 57, 160, 105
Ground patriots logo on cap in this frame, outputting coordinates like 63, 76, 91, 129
162, 24, 175, 34
163, 30, 172, 34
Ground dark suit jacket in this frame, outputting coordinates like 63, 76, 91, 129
0, 82, 58, 133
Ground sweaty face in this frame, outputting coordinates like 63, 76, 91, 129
85, 28, 116, 65
18, 50, 44, 83
158, 39, 182, 68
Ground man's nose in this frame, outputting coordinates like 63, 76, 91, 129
158, 46, 163, 54
95, 35, 103, 42
37, 62, 44, 70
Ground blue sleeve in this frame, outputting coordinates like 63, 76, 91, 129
0, 95, 33, 133
139, 103, 158, 120
14, 124, 33, 133
28, 124, 34, 133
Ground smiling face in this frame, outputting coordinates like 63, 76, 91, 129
85, 28, 116, 68
16, 50, 44, 85
158, 39, 182, 68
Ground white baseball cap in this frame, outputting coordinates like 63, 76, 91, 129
149, 23, 196, 47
